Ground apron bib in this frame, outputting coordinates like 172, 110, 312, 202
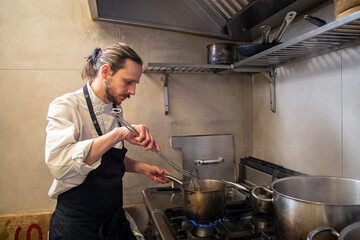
49, 85, 135, 240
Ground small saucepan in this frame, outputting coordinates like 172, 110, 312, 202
222, 180, 273, 214
207, 43, 239, 64
165, 175, 226, 222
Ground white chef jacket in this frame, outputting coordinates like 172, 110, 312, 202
45, 82, 123, 199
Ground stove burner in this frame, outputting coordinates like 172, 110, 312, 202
191, 225, 217, 238
189, 220, 220, 237
248, 213, 273, 232
190, 219, 220, 228
160, 201, 276, 239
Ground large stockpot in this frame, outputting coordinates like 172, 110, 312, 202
254, 176, 360, 240
207, 43, 238, 64
165, 175, 226, 222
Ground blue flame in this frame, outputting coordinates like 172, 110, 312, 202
190, 219, 220, 228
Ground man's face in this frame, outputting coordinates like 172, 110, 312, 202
105, 59, 142, 105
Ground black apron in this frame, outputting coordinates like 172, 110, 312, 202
49, 85, 136, 240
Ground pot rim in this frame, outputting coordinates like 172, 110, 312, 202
340, 221, 360, 238
271, 175, 360, 206
182, 179, 226, 193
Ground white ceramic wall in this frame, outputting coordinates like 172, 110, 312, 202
252, 2, 360, 179
0, 0, 251, 232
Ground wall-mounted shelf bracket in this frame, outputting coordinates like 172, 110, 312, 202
160, 72, 171, 115
261, 68, 277, 113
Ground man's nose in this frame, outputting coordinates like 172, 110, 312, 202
128, 84, 136, 95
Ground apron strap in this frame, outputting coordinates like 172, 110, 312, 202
83, 84, 103, 136
83, 84, 125, 148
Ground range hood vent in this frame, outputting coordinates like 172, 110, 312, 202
88, 0, 327, 41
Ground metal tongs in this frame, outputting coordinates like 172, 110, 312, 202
111, 108, 193, 178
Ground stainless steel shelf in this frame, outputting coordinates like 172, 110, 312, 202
144, 11, 360, 74
143, 63, 231, 74
143, 62, 272, 74
232, 11, 360, 69
143, 11, 360, 114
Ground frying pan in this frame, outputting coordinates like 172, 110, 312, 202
236, 11, 296, 57
236, 43, 279, 57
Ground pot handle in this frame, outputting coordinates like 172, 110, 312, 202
304, 15, 327, 27
251, 186, 273, 202
307, 226, 340, 240
222, 180, 251, 192
164, 174, 183, 185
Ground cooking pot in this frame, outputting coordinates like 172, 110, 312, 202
222, 180, 273, 214
207, 43, 238, 64
165, 175, 226, 222
307, 221, 360, 240
253, 176, 360, 240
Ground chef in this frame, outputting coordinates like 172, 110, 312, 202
45, 42, 170, 240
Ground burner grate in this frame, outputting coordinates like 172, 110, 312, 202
163, 204, 275, 239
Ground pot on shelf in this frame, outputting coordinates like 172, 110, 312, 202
207, 43, 238, 65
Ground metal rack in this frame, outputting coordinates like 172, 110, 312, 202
144, 63, 231, 74
232, 11, 360, 69
143, 11, 360, 113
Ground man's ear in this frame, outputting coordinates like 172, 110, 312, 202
100, 64, 112, 79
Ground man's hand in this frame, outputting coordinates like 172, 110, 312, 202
120, 125, 160, 151
144, 165, 171, 184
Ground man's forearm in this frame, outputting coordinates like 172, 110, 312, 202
84, 128, 124, 165
124, 156, 148, 174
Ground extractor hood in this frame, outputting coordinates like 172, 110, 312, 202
88, 0, 327, 41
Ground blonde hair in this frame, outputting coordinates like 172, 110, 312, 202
81, 43, 143, 81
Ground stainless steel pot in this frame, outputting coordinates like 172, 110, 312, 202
165, 175, 226, 222
308, 221, 360, 240
254, 176, 360, 240
207, 43, 238, 64
222, 180, 273, 214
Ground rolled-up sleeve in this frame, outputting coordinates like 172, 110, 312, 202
45, 95, 101, 198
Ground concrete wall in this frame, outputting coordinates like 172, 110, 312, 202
252, 1, 360, 179
0, 0, 251, 232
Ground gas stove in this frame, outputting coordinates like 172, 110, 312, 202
143, 157, 304, 240
158, 201, 276, 239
